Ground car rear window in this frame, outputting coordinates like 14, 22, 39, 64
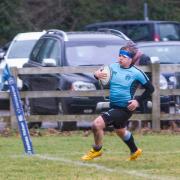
125, 24, 152, 41
158, 23, 180, 41
84, 23, 152, 42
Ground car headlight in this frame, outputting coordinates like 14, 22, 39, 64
160, 74, 168, 89
71, 81, 96, 91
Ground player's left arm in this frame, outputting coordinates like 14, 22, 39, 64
135, 81, 154, 105
128, 81, 154, 111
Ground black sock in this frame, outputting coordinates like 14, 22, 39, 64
123, 134, 138, 153
92, 145, 102, 151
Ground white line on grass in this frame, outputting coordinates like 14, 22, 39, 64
37, 150, 180, 155
105, 150, 180, 155
33, 154, 178, 180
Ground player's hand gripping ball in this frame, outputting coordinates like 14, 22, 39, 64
99, 66, 112, 86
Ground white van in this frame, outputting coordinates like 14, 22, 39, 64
2, 31, 46, 68
0, 31, 46, 89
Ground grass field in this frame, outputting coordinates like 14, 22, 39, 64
0, 130, 180, 180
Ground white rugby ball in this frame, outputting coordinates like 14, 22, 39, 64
99, 65, 112, 86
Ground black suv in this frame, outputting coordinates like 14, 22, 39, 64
84, 20, 180, 42
21, 29, 130, 115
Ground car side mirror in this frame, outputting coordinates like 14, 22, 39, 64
43, 58, 57, 66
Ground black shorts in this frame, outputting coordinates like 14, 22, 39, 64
101, 108, 133, 129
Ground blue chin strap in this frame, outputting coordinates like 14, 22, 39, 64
119, 50, 133, 59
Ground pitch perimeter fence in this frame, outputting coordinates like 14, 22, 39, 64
0, 63, 180, 131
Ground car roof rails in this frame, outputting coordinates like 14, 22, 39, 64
97, 28, 130, 40
46, 29, 68, 41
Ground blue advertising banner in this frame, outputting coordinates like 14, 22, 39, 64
2, 65, 34, 155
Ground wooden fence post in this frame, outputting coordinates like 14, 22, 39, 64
151, 62, 160, 131
9, 67, 18, 130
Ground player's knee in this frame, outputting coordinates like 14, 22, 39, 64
92, 117, 104, 130
92, 121, 101, 131
116, 128, 126, 138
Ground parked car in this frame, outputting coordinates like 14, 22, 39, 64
137, 41, 180, 113
20, 30, 180, 129
0, 31, 46, 110
20, 29, 130, 116
84, 20, 180, 42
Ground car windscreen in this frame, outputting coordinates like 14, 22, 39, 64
65, 41, 122, 66
139, 44, 180, 64
7, 40, 37, 59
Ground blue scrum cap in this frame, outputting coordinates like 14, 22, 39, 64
119, 49, 133, 59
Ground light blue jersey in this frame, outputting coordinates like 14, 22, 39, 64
109, 62, 149, 107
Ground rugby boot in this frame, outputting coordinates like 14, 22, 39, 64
128, 148, 142, 161
81, 148, 102, 161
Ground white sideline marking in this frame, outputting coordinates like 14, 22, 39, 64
38, 150, 180, 155
106, 150, 180, 155
33, 154, 177, 180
